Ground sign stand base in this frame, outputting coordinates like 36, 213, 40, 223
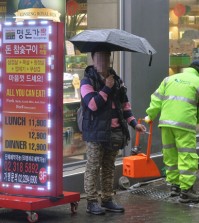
0, 191, 80, 222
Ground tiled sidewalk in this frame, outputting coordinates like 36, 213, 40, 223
1, 178, 199, 223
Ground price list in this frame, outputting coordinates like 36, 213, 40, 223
2, 113, 49, 185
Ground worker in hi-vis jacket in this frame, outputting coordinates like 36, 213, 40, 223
145, 60, 199, 203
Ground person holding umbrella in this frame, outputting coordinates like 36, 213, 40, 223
145, 60, 199, 203
81, 50, 146, 215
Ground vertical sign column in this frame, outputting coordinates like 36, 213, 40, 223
0, 22, 53, 196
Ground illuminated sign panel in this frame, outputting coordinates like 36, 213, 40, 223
0, 21, 64, 197
6, 0, 65, 22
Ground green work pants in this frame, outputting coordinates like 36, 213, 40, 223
161, 127, 198, 190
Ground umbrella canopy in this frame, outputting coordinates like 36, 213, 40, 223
69, 29, 156, 55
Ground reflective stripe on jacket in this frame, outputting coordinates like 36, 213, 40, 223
146, 68, 199, 133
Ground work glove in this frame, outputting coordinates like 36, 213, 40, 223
144, 116, 152, 124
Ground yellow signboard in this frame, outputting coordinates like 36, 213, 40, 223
3, 113, 48, 154
6, 58, 46, 74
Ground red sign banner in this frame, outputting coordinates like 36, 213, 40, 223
0, 21, 64, 198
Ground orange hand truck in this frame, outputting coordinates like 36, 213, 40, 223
123, 119, 161, 178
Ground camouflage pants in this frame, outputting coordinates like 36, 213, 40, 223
84, 142, 118, 202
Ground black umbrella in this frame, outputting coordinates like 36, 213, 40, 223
69, 29, 156, 65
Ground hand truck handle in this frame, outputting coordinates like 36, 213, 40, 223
135, 118, 153, 161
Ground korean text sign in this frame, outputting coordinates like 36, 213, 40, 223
0, 21, 64, 197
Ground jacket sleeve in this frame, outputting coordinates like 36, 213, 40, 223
146, 77, 167, 120
119, 81, 137, 128
81, 76, 112, 111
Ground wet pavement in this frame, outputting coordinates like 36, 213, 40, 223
1, 177, 199, 223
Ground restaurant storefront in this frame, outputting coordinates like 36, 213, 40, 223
169, 0, 199, 75
2, 0, 198, 192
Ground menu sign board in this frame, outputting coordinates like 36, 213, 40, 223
0, 21, 64, 197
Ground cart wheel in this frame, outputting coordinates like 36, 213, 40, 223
70, 202, 78, 213
26, 211, 38, 223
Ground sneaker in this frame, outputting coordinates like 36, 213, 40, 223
179, 187, 199, 203
101, 200, 125, 213
170, 184, 181, 197
86, 201, 106, 215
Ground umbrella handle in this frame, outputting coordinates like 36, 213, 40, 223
148, 50, 152, 66
111, 52, 114, 68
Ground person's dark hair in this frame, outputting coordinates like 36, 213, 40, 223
91, 51, 111, 59
189, 60, 199, 73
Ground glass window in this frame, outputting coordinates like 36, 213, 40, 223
63, 0, 120, 165
0, 0, 6, 21
64, 0, 87, 165
169, 0, 199, 75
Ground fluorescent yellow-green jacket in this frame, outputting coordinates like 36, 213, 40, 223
146, 68, 199, 133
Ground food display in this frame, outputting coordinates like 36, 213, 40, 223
66, 54, 87, 69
